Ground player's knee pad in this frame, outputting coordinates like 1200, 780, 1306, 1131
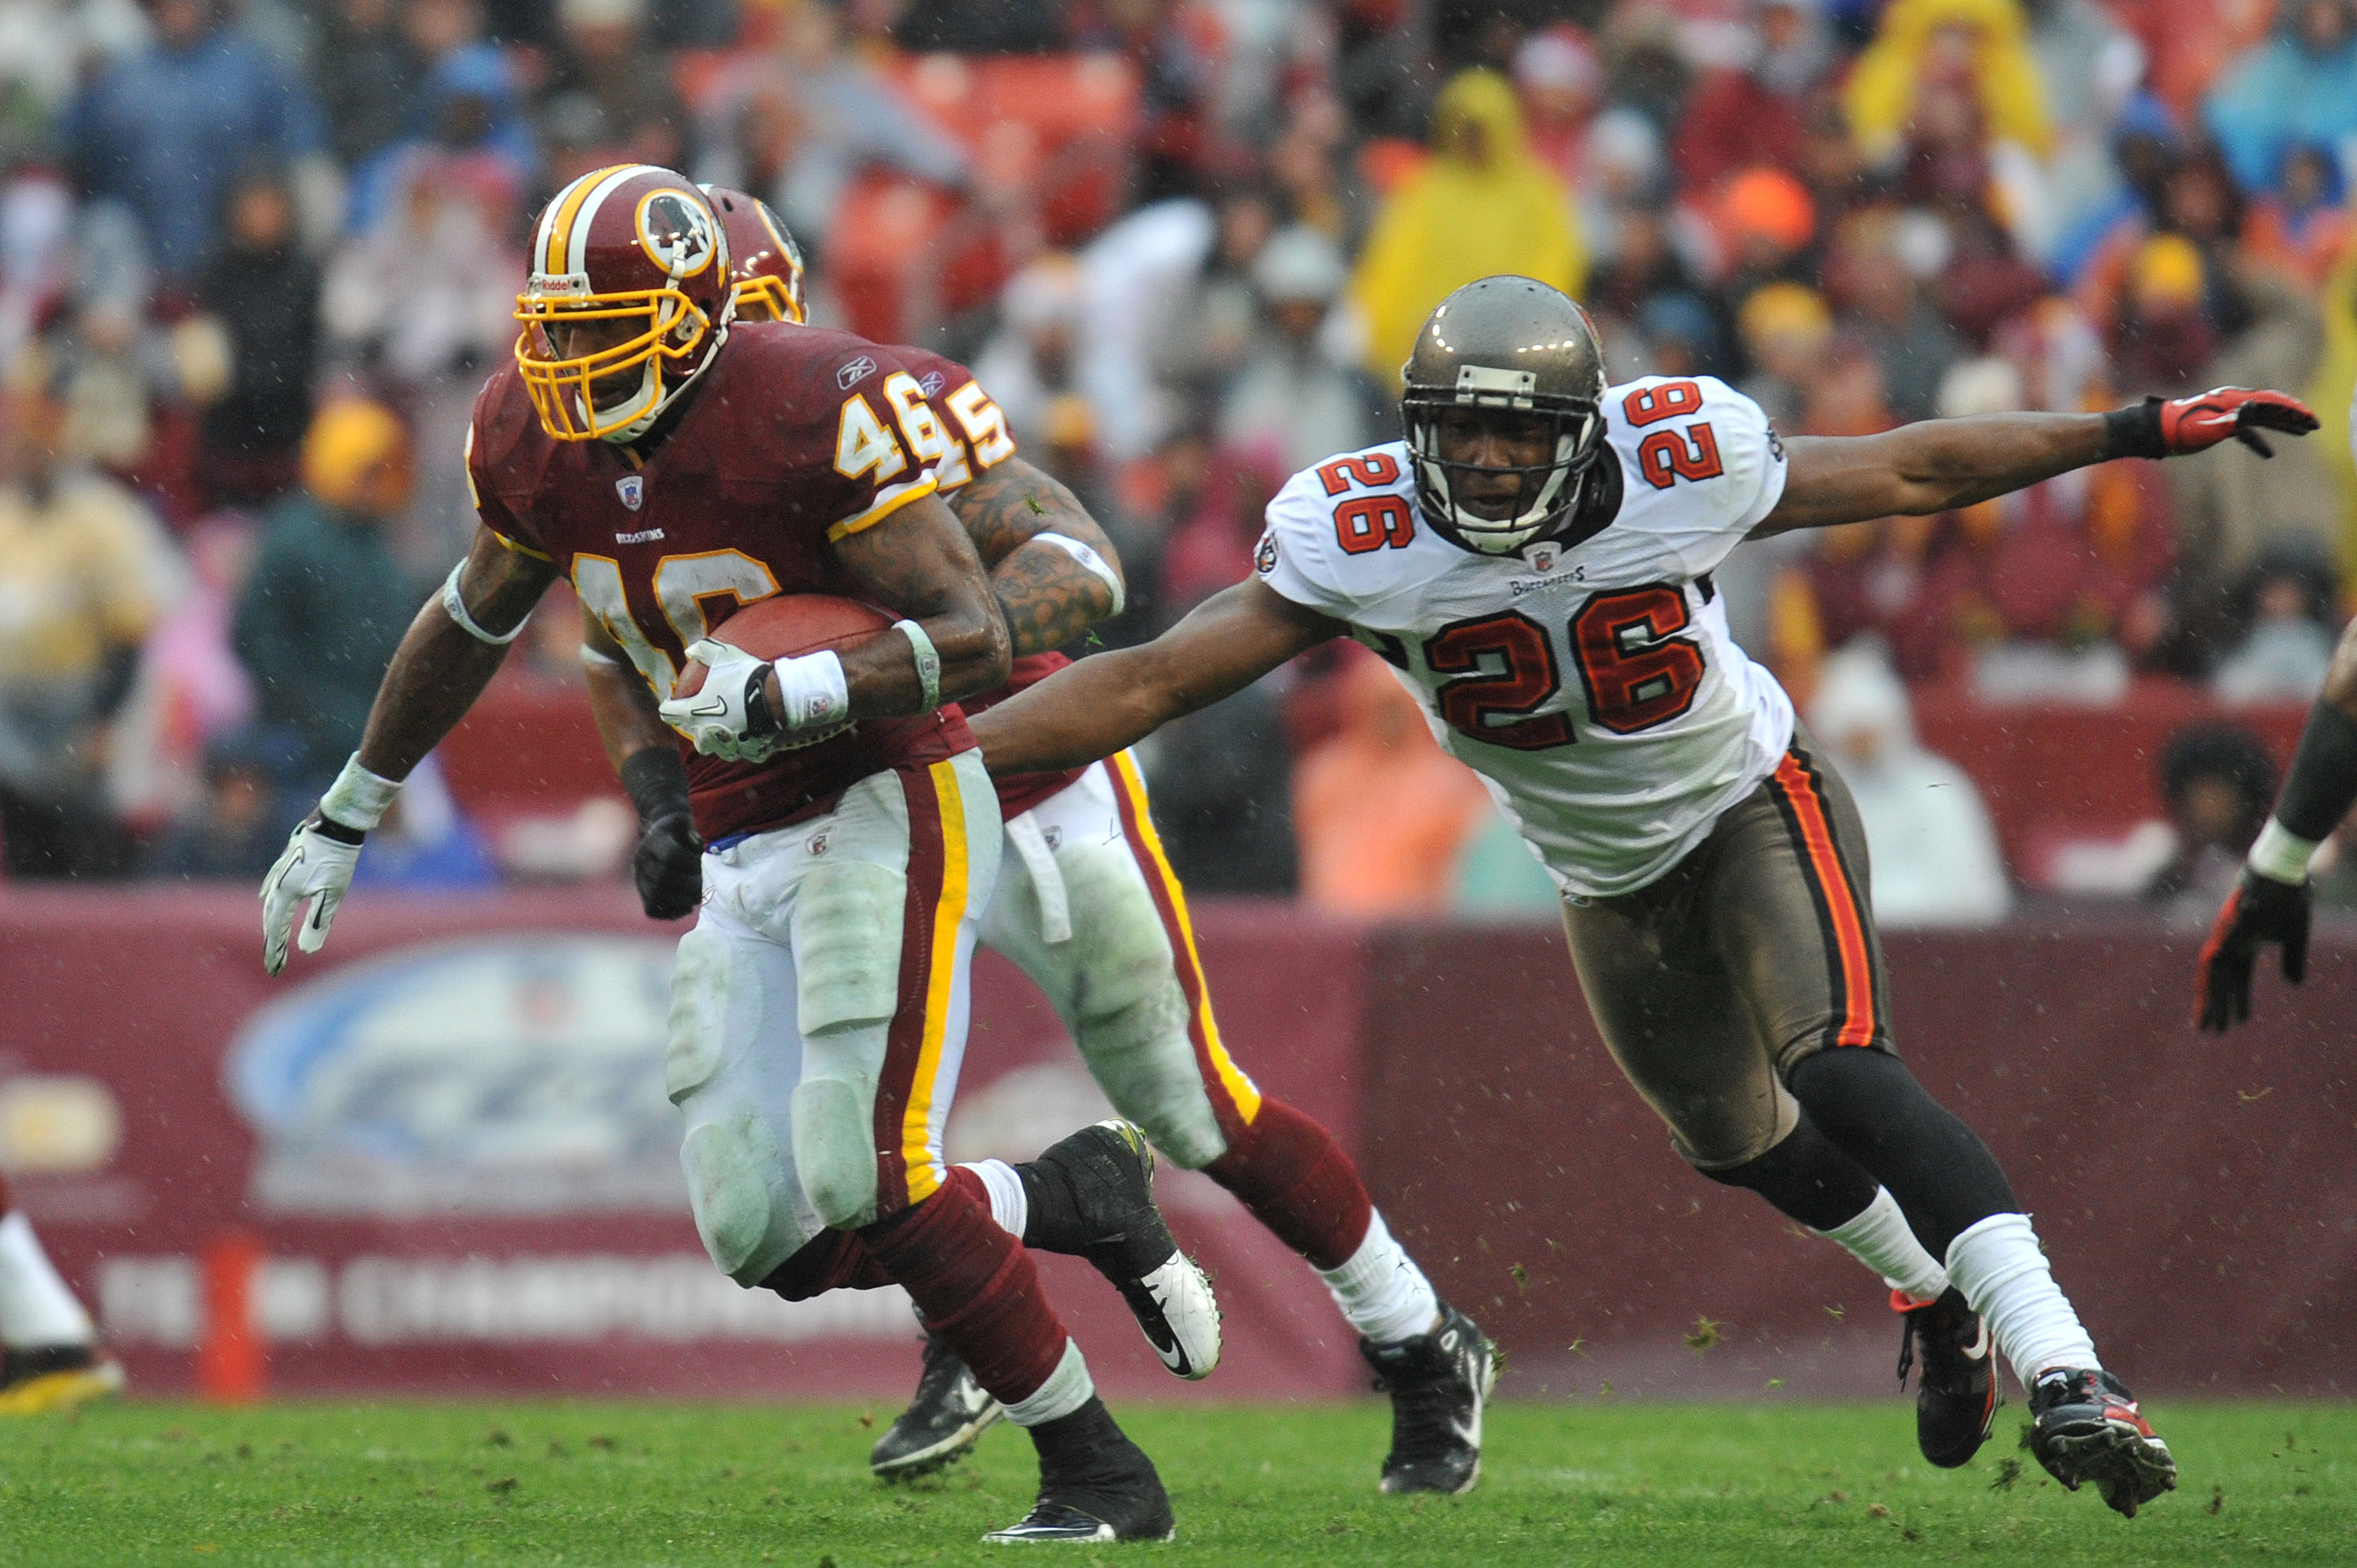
678, 1111, 810, 1285
1059, 842, 1225, 1168
791, 1072, 880, 1229
791, 860, 905, 1038
665, 921, 732, 1102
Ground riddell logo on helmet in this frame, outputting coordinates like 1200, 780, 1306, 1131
635, 191, 717, 281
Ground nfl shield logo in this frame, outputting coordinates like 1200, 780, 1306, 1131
616, 475, 645, 511
1524, 541, 1561, 573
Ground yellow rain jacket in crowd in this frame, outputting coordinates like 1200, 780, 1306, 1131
1350, 69, 1587, 389
1845, 0, 2052, 164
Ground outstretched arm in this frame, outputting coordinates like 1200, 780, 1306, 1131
357, 528, 556, 777
948, 455, 1126, 654
2194, 613, 2357, 1030
262, 526, 557, 973
1753, 387, 2319, 538
968, 578, 1341, 775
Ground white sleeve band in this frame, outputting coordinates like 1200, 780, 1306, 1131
773, 649, 850, 733
321, 752, 402, 832
895, 618, 943, 713
1032, 532, 1125, 615
579, 642, 622, 668
441, 561, 526, 646
2248, 818, 2319, 884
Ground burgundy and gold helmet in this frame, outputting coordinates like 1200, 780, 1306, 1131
700, 184, 807, 324
514, 164, 734, 442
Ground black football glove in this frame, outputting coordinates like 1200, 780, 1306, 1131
634, 809, 704, 920
2193, 868, 2311, 1031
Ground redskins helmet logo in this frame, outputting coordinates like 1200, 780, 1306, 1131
635, 190, 717, 281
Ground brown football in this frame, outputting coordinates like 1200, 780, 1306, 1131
671, 594, 896, 699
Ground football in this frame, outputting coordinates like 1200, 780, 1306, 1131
671, 593, 896, 700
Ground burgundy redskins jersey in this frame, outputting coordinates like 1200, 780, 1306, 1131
467, 319, 972, 841
889, 345, 1089, 822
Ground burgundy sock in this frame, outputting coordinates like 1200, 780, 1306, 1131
1203, 1097, 1373, 1270
858, 1166, 1071, 1404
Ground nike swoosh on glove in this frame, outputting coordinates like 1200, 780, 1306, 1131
2193, 868, 2311, 1031
260, 816, 365, 975
2157, 387, 2320, 458
657, 638, 781, 760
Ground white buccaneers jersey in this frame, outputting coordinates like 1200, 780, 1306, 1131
1257, 375, 1795, 899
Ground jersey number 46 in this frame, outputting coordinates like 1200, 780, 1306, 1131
1423, 586, 1704, 749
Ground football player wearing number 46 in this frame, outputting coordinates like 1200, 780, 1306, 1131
963, 277, 2322, 1521
652, 187, 1487, 1498
258, 166, 1192, 1546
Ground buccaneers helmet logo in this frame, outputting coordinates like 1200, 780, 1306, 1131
636, 192, 717, 281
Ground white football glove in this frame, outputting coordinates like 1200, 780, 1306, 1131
658, 638, 780, 760
260, 816, 365, 976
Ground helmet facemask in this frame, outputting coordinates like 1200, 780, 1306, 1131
1403, 365, 1604, 555
514, 279, 733, 442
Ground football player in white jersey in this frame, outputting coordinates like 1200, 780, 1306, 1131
958, 276, 2322, 1519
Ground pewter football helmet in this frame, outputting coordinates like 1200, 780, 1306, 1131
1401, 276, 1609, 555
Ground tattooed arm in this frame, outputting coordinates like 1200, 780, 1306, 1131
787, 491, 1012, 717
948, 455, 1126, 655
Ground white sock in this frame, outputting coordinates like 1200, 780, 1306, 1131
1318, 1209, 1441, 1344
1000, 1338, 1094, 1427
1946, 1212, 2099, 1385
963, 1159, 1029, 1241
1813, 1186, 1951, 1301
0, 1210, 96, 1347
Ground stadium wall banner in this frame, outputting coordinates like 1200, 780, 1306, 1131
1359, 920, 2357, 1399
3, 890, 2348, 1399
0, 888, 1371, 1400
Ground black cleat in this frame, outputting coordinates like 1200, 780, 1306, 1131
1893, 1286, 1999, 1468
1030, 1120, 1221, 1379
2027, 1366, 2177, 1517
0, 1344, 123, 1416
870, 1328, 1002, 1480
983, 1397, 1175, 1544
1360, 1301, 1496, 1495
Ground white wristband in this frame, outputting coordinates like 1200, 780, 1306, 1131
1033, 532, 1125, 615
321, 752, 402, 832
896, 618, 943, 712
773, 649, 850, 733
441, 561, 525, 646
2248, 818, 2319, 884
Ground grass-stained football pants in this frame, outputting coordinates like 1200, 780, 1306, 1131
1561, 729, 1893, 1171
978, 750, 1263, 1170
666, 749, 1001, 1286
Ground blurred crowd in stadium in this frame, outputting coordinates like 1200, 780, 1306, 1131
1, 0, 2353, 925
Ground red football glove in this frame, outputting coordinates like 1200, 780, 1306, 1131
2155, 386, 2321, 458
2193, 869, 2312, 1031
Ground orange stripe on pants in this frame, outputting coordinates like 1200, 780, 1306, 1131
1772, 751, 1877, 1049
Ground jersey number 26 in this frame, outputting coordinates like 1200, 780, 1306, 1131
1423, 585, 1705, 749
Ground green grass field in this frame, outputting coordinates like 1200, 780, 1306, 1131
2, 1399, 2349, 1567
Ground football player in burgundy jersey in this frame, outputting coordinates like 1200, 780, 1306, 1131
959, 277, 2322, 1518
258, 166, 1180, 1544
639, 190, 1486, 1494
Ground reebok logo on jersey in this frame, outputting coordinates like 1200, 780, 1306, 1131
837, 355, 877, 390
616, 474, 645, 510
919, 370, 946, 397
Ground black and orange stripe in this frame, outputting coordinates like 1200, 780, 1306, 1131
1764, 747, 1882, 1051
